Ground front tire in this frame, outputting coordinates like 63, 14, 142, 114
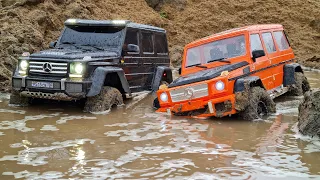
9, 90, 29, 106
288, 72, 310, 96
238, 87, 276, 120
84, 86, 123, 112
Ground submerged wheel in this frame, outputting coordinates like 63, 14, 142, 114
239, 87, 276, 120
288, 72, 310, 96
9, 90, 29, 106
84, 86, 123, 112
153, 97, 160, 110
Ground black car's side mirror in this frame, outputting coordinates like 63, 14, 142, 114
178, 67, 182, 75
49, 41, 57, 48
252, 50, 265, 62
127, 44, 140, 53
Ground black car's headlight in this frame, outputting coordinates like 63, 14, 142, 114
69, 62, 85, 78
19, 60, 29, 75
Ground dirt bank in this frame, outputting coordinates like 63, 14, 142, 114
298, 89, 320, 138
0, 0, 319, 91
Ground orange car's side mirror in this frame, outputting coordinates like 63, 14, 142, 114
252, 50, 265, 62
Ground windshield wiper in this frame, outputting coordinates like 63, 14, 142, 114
186, 63, 208, 68
60, 42, 82, 49
80, 44, 106, 51
207, 57, 231, 63
195, 64, 208, 69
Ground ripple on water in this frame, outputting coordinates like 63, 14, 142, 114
0, 113, 61, 132
40, 125, 59, 131
0, 139, 95, 167
56, 115, 97, 124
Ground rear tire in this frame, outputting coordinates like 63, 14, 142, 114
84, 86, 123, 112
9, 90, 29, 106
238, 87, 276, 120
288, 72, 310, 96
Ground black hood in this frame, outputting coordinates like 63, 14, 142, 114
30, 48, 119, 60
169, 61, 249, 88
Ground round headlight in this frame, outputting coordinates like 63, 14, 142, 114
20, 60, 28, 71
215, 81, 225, 91
160, 92, 168, 102
74, 63, 84, 74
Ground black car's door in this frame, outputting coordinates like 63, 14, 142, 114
123, 28, 144, 92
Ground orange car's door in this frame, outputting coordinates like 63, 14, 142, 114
260, 31, 278, 89
249, 33, 274, 90
270, 30, 295, 88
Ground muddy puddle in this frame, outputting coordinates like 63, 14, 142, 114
0, 70, 320, 179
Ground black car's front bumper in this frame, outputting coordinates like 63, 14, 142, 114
12, 75, 92, 100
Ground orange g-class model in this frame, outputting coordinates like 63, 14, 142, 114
154, 24, 310, 120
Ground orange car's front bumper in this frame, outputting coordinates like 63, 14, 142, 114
156, 94, 237, 118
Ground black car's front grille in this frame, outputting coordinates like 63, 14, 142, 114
29, 61, 68, 76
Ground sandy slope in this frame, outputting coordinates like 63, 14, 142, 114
0, 0, 319, 91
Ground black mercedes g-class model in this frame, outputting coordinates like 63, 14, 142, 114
11, 19, 172, 112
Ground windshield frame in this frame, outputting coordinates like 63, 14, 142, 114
184, 34, 248, 68
56, 26, 126, 52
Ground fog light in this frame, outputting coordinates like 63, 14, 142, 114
160, 92, 168, 102
215, 81, 225, 91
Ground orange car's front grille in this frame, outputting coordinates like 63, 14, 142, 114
169, 83, 208, 102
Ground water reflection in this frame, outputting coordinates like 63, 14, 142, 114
0, 70, 319, 179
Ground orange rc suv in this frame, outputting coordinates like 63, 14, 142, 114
154, 24, 310, 120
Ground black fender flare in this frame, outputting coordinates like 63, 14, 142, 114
234, 76, 264, 93
283, 63, 303, 86
86, 67, 131, 97
151, 66, 173, 91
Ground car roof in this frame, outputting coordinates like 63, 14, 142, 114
189, 24, 283, 46
64, 19, 166, 33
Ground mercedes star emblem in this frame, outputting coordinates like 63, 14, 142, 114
43, 62, 52, 73
184, 87, 194, 99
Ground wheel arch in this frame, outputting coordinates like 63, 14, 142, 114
86, 67, 131, 97
283, 63, 304, 86
151, 66, 173, 91
234, 76, 265, 93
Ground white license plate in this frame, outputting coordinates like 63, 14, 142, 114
31, 81, 54, 88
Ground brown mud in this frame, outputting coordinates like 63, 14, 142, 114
84, 86, 123, 112
0, 0, 320, 91
298, 89, 320, 137
236, 86, 276, 120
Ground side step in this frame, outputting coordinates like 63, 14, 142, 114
268, 85, 289, 99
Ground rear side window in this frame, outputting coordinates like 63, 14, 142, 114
262, 32, 276, 53
142, 32, 154, 53
155, 34, 168, 54
274, 31, 290, 50
250, 34, 263, 52
125, 29, 139, 46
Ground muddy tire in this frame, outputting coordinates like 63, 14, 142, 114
153, 97, 160, 110
84, 86, 123, 112
288, 72, 310, 96
238, 87, 276, 120
9, 90, 29, 106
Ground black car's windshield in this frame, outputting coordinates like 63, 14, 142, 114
58, 26, 126, 50
185, 35, 246, 68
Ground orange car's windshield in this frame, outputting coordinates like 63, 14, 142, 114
185, 35, 246, 68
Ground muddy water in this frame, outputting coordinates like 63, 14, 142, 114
0, 71, 320, 179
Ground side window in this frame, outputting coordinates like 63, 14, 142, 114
141, 32, 154, 53
124, 29, 139, 46
250, 34, 263, 53
155, 34, 168, 54
262, 32, 276, 53
274, 31, 290, 51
